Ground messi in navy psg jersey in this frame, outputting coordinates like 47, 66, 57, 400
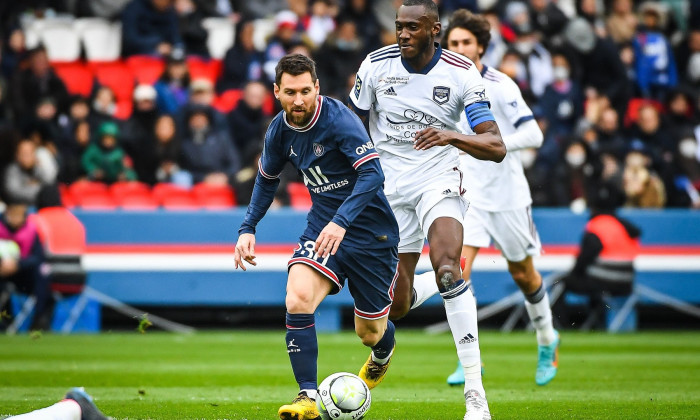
239, 95, 399, 249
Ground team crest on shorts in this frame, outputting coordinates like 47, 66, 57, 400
433, 86, 450, 105
313, 142, 325, 156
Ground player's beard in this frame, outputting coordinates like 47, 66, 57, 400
287, 101, 317, 127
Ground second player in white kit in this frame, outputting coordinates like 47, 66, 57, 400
409, 9, 561, 387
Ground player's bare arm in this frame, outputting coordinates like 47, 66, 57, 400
315, 221, 347, 258
414, 120, 506, 162
234, 233, 257, 270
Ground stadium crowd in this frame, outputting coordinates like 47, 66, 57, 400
0, 0, 698, 210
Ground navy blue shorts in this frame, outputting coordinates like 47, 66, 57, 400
288, 236, 399, 319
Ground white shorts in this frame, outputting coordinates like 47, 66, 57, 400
463, 205, 542, 262
386, 167, 469, 253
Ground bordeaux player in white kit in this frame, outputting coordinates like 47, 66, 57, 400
410, 10, 560, 387
348, 1, 506, 418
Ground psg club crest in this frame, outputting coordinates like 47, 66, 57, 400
433, 86, 450, 105
313, 143, 325, 157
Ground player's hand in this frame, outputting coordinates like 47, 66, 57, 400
234, 233, 257, 271
414, 127, 453, 150
315, 222, 346, 258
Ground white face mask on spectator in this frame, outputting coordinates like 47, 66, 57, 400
552, 66, 570, 81
566, 152, 586, 168
679, 138, 698, 159
515, 40, 534, 55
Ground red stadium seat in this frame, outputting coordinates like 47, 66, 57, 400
119, 194, 159, 210
89, 60, 135, 102
113, 99, 133, 120
53, 62, 94, 97
263, 91, 275, 116
152, 183, 191, 204
213, 89, 243, 113
287, 182, 312, 210
186, 57, 222, 83
58, 184, 76, 208
68, 180, 109, 200
78, 193, 118, 210
110, 181, 151, 200
192, 183, 237, 208
162, 195, 201, 210
126, 55, 166, 84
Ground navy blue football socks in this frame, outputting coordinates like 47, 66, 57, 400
371, 320, 395, 362
285, 312, 318, 391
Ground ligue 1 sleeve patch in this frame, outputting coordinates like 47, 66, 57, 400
354, 74, 363, 99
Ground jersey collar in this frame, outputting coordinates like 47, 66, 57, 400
480, 64, 488, 76
401, 42, 442, 75
283, 95, 324, 132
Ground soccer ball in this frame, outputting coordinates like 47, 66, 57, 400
316, 372, 371, 420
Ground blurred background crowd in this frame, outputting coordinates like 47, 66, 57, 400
0, 0, 698, 210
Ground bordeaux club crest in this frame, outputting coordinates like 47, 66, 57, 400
313, 142, 325, 157
433, 86, 450, 105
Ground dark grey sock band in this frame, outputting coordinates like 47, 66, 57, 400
525, 283, 545, 304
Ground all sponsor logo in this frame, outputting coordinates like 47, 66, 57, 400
433, 86, 450, 105
313, 143, 325, 157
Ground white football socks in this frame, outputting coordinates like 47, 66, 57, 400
7, 400, 81, 420
441, 283, 485, 396
525, 291, 556, 345
301, 389, 318, 400
410, 271, 440, 310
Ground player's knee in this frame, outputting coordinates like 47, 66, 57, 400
285, 290, 315, 313
355, 325, 382, 347
436, 264, 460, 291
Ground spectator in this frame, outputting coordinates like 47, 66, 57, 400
529, 0, 568, 40
121, 0, 184, 57
594, 107, 628, 159
3, 138, 58, 207
57, 120, 91, 184
0, 201, 53, 331
69, 0, 131, 19
305, 0, 337, 49
539, 52, 583, 166
263, 11, 303, 83
676, 135, 700, 208
57, 96, 90, 147
121, 84, 161, 184
26, 97, 63, 152
675, 28, 700, 87
154, 52, 191, 114
314, 19, 364, 100
606, 0, 637, 45
177, 78, 226, 133
0, 76, 11, 126
342, 0, 382, 55
179, 106, 240, 186
622, 149, 666, 208
498, 49, 532, 101
480, 10, 507, 69
90, 86, 119, 130
218, 18, 265, 91
550, 140, 595, 208
564, 18, 631, 117
632, 2, 678, 101
553, 178, 640, 329
174, 0, 209, 57
513, 25, 553, 99
9, 46, 69, 126
577, 0, 607, 37
81, 121, 136, 183
227, 81, 267, 162
235, 0, 286, 19
1, 28, 26, 80
666, 88, 697, 147
152, 114, 186, 185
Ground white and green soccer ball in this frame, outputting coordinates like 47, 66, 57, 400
0, 239, 20, 260
317, 372, 371, 420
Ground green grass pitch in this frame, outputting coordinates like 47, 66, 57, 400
1, 330, 699, 419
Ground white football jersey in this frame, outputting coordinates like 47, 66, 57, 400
349, 43, 489, 195
459, 65, 535, 211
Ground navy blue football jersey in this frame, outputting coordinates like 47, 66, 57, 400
258, 96, 399, 249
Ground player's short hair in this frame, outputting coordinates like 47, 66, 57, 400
401, 0, 440, 22
275, 54, 318, 86
444, 9, 491, 57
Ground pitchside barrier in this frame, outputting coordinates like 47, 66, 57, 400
57, 208, 698, 332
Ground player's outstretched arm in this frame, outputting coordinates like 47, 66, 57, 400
414, 120, 506, 162
234, 233, 257, 271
